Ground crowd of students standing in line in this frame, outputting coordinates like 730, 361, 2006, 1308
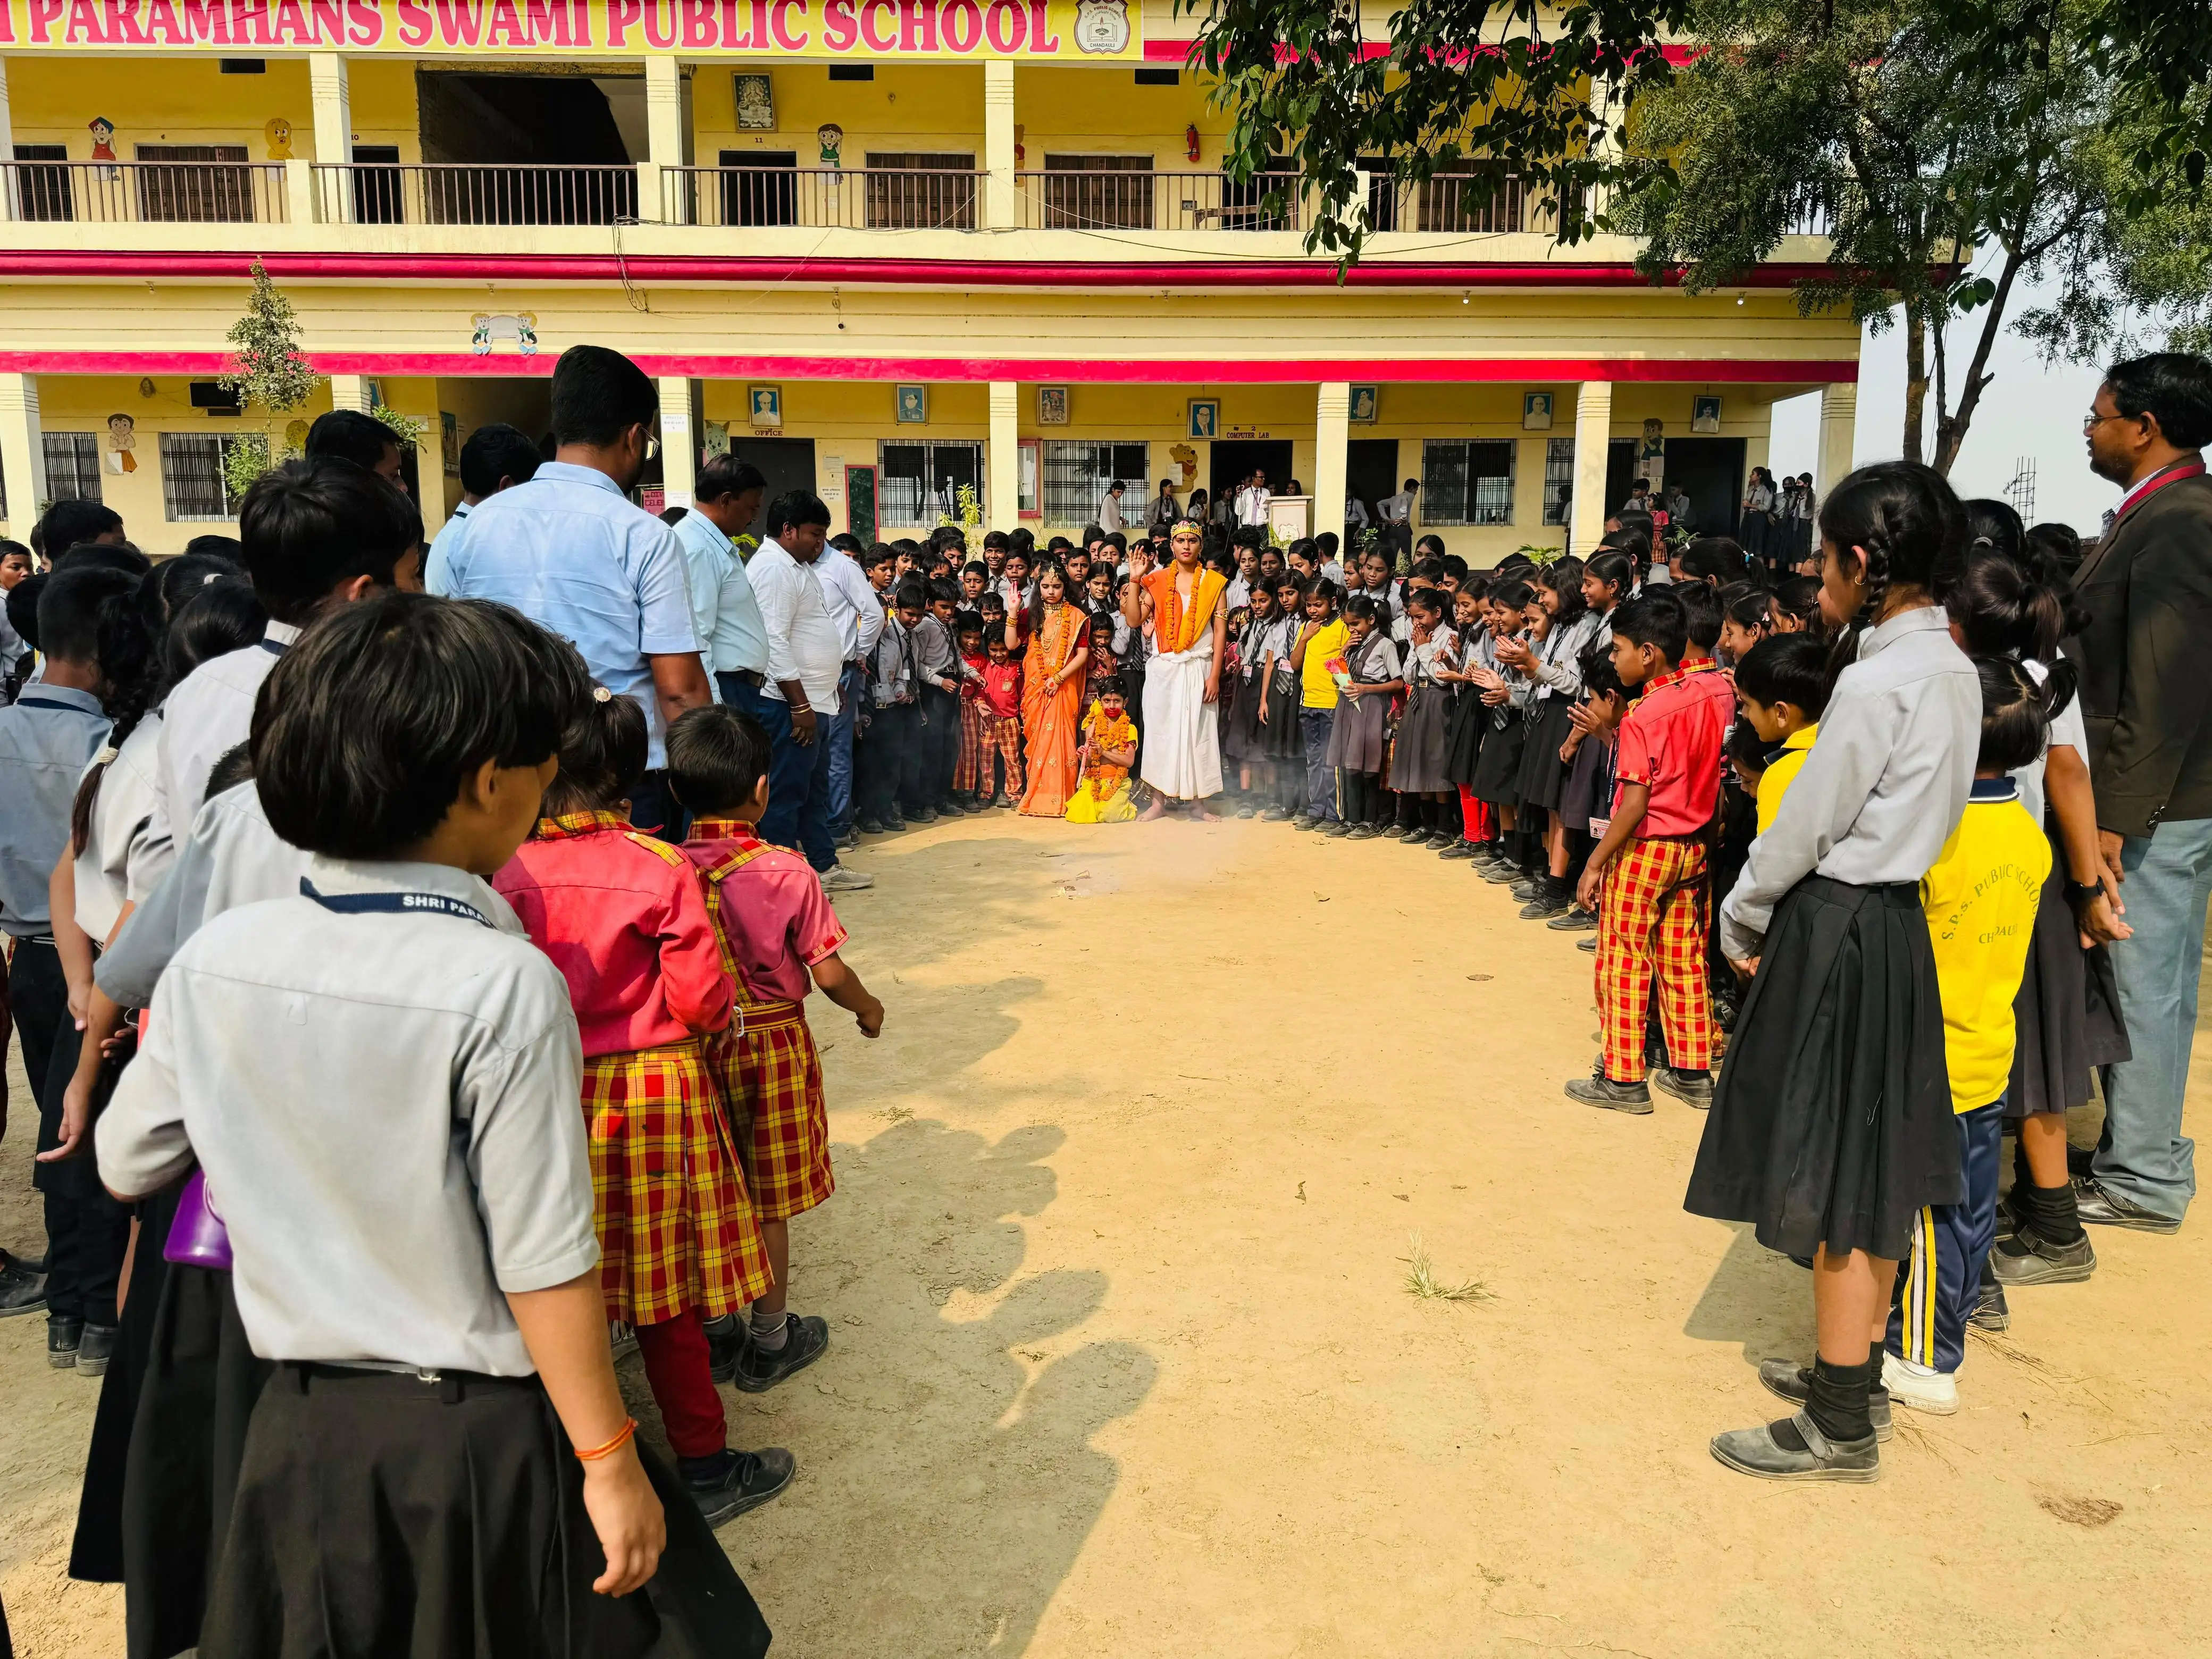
0, 356, 930, 1656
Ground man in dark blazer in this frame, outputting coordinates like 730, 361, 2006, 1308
2073, 350, 2212, 1234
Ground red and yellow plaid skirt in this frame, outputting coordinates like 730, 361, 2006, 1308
583, 1039, 773, 1325
705, 1002, 835, 1223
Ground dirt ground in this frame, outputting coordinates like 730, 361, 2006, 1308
3, 810, 2209, 1658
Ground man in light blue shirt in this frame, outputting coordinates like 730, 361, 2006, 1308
424, 422, 542, 596
440, 346, 710, 835
671, 455, 770, 715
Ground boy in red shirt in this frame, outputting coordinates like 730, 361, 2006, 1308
973, 624, 1025, 808
493, 689, 792, 1524
952, 611, 993, 811
1566, 590, 1725, 1113
668, 705, 886, 1392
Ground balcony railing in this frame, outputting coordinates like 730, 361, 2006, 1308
312, 162, 638, 226
1012, 170, 1305, 232
1, 159, 289, 224
661, 165, 982, 230
1367, 172, 1566, 236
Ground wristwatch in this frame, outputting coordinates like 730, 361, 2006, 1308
2064, 879, 2103, 906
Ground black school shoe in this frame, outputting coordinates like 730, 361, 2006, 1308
1651, 1067, 1714, 1109
1711, 1412, 1880, 1482
1757, 1358, 1892, 1442
76, 1322, 118, 1378
48, 1315, 82, 1368
1564, 1073, 1653, 1114
680, 1447, 797, 1526
1547, 907, 1597, 932
0, 1258, 47, 1317
728, 1313, 831, 1394
1970, 1280, 2010, 1333
1990, 1220, 2097, 1285
2072, 1174, 2183, 1234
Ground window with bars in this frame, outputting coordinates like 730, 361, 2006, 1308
41, 432, 103, 505
160, 431, 248, 521
1543, 438, 1575, 526
1421, 439, 1517, 527
862, 152, 976, 229
1038, 154, 1154, 229
879, 440, 984, 526
1040, 440, 1147, 526
134, 143, 253, 222
11, 143, 74, 222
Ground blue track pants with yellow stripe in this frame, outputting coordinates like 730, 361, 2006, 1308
1887, 1100, 2005, 1375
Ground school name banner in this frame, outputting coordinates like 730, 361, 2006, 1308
0, 0, 1142, 57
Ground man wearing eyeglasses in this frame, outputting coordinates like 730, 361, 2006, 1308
2072, 351, 2212, 1236
442, 344, 710, 839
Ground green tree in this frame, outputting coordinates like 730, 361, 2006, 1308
1177, 0, 1688, 261
219, 258, 318, 502
1612, 0, 2119, 471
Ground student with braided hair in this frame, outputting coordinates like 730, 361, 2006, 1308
1687, 460, 1981, 1483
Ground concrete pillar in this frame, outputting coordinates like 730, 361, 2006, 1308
0, 373, 41, 540
309, 54, 351, 166
1314, 382, 1349, 547
1817, 380, 1857, 497
988, 380, 1019, 529
642, 55, 686, 223
658, 376, 696, 509
1569, 380, 1613, 557
984, 62, 1016, 230
283, 157, 316, 225
328, 375, 372, 414
0, 60, 16, 223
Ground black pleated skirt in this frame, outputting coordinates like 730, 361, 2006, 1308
2007, 823, 2132, 1118
200, 1367, 772, 1659
1392, 686, 1452, 793
1470, 706, 1526, 807
1686, 876, 1964, 1261
1258, 670, 1304, 760
1224, 673, 1269, 762
1557, 727, 1608, 832
1442, 688, 1486, 785
1513, 697, 1576, 813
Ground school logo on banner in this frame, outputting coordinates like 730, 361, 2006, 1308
1072, 0, 1128, 54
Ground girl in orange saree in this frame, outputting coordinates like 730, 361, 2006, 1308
1015, 562, 1091, 817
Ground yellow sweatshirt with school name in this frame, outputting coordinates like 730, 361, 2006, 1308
1754, 722, 1819, 834
1920, 781, 2051, 1114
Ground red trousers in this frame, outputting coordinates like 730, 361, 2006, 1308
634, 1308, 726, 1460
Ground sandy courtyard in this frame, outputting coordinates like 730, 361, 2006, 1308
3, 810, 2209, 1657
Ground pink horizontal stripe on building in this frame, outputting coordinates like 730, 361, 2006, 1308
0, 350, 1858, 383
0, 251, 1848, 289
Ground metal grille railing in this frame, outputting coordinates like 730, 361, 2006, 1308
1014, 170, 1304, 231
312, 162, 638, 226
1, 160, 288, 224
661, 165, 982, 230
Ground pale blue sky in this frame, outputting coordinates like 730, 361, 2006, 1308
1770, 274, 2124, 534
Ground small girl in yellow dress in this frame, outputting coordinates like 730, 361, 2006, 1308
1065, 678, 1141, 824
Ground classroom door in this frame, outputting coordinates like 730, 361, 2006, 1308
724, 438, 818, 539
1209, 439, 1295, 501
1658, 438, 1747, 538
1345, 439, 1399, 528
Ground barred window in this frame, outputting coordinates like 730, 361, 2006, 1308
41, 432, 103, 505
862, 153, 977, 230
1421, 439, 1516, 527
1543, 438, 1575, 526
879, 440, 983, 527
160, 431, 247, 521
1040, 441, 1147, 526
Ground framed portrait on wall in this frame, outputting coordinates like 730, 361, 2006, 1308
1691, 395, 1723, 433
1348, 384, 1379, 424
1187, 399, 1219, 440
1522, 391, 1554, 431
1038, 386, 1069, 426
748, 384, 782, 428
734, 73, 774, 130
896, 384, 928, 424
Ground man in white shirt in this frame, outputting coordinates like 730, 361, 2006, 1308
748, 491, 871, 891
423, 423, 541, 596
817, 532, 885, 848
1235, 468, 1272, 529
1096, 479, 1127, 533
671, 456, 769, 713
155, 457, 425, 843
1378, 476, 1418, 563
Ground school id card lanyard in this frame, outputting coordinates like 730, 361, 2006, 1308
299, 878, 492, 927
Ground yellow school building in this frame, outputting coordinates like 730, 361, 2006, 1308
0, 0, 1861, 558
